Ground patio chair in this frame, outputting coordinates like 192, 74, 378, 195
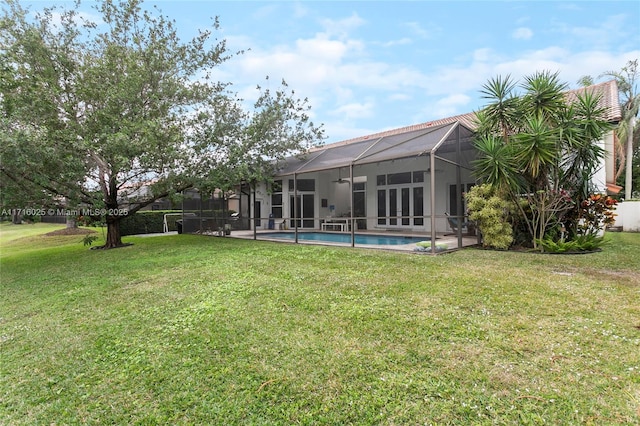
445, 212, 472, 234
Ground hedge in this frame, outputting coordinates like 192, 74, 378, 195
119, 211, 178, 236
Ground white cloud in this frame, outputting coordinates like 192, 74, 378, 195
206, 6, 639, 143
331, 101, 375, 120
550, 13, 631, 49
388, 93, 412, 102
381, 38, 413, 48
251, 4, 281, 21
512, 27, 533, 40
403, 22, 433, 39
414, 94, 472, 123
319, 13, 366, 39
291, 2, 309, 19
473, 48, 496, 63
295, 36, 362, 64
334, 87, 355, 104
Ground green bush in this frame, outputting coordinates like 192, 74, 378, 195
537, 234, 607, 253
537, 238, 579, 253
466, 184, 514, 250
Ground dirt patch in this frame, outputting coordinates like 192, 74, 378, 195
44, 227, 97, 237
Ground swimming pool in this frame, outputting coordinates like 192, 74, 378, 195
260, 232, 429, 246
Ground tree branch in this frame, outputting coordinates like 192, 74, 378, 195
0, 167, 96, 206
124, 182, 194, 216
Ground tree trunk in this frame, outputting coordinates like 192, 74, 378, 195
12, 210, 21, 224
104, 215, 124, 248
625, 115, 635, 199
66, 216, 78, 229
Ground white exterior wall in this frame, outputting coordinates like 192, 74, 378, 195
604, 130, 616, 186
254, 150, 476, 233
592, 135, 608, 193
614, 200, 640, 232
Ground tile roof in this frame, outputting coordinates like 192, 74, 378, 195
564, 79, 622, 122
315, 79, 621, 152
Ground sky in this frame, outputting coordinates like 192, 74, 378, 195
23, 1, 640, 144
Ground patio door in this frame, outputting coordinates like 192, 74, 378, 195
290, 194, 315, 228
388, 187, 411, 227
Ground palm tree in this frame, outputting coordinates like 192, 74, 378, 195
473, 71, 611, 250
478, 75, 520, 143
601, 59, 639, 199
520, 70, 568, 127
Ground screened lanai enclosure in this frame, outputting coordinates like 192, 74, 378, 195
178, 186, 251, 234
179, 120, 479, 252
246, 120, 479, 252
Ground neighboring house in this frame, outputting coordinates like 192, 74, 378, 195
248, 80, 621, 245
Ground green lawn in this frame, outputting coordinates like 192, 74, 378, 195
1, 222, 639, 424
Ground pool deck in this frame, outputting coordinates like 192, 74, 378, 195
225, 229, 479, 253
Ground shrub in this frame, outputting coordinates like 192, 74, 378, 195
466, 184, 514, 250
119, 211, 179, 236
577, 194, 618, 236
537, 234, 607, 253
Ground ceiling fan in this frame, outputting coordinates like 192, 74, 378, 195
332, 168, 350, 184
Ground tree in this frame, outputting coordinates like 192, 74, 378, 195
1, 0, 323, 248
577, 75, 594, 87
189, 78, 324, 195
601, 59, 639, 199
472, 71, 612, 250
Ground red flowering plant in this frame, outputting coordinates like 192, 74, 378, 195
577, 193, 618, 236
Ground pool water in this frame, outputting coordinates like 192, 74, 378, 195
260, 232, 429, 246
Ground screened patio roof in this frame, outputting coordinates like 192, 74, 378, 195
277, 121, 476, 176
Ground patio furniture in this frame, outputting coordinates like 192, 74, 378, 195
445, 212, 475, 235
321, 218, 349, 232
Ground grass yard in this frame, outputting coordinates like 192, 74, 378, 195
1, 222, 639, 425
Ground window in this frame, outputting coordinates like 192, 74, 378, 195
288, 178, 315, 192
378, 171, 424, 185
388, 172, 412, 185
271, 180, 283, 218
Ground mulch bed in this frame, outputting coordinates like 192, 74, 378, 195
44, 227, 97, 237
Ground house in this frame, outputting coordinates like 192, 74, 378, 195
178, 79, 618, 250
251, 118, 478, 250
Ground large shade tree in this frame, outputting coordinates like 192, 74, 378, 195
0, 0, 323, 248
472, 71, 613, 250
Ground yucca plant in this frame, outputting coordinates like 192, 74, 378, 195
472, 71, 611, 251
